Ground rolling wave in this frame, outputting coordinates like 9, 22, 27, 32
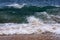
0, 6, 60, 23
0, 16, 60, 35
0, 5, 60, 35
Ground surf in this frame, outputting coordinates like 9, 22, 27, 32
0, 16, 60, 35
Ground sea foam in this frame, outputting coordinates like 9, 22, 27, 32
0, 16, 60, 35
5, 3, 26, 8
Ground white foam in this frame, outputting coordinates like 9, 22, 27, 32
5, 3, 26, 8
0, 16, 60, 35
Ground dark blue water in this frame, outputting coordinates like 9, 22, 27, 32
0, 0, 60, 6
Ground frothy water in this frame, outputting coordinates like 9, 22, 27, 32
35, 12, 56, 23
0, 16, 60, 35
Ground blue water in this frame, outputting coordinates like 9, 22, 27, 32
0, 0, 60, 6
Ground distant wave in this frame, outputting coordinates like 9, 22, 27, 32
5, 3, 27, 8
53, 5, 60, 7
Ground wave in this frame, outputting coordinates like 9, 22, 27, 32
36, 12, 60, 23
5, 3, 27, 8
0, 6, 60, 35
0, 6, 60, 23
0, 0, 60, 35
0, 16, 60, 35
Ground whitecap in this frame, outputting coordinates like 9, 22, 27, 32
5, 3, 27, 8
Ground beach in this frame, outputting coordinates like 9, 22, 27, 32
0, 32, 60, 40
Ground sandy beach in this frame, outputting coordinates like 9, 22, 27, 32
0, 32, 60, 40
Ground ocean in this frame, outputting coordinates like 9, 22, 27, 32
0, 0, 60, 35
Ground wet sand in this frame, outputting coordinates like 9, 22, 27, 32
0, 33, 60, 40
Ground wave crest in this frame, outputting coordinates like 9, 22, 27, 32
5, 3, 27, 8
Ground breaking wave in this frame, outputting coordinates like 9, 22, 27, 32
0, 16, 60, 35
0, 6, 60, 23
0, 5, 60, 35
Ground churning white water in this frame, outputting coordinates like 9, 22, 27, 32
0, 15, 60, 35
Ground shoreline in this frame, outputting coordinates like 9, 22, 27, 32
0, 33, 60, 40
